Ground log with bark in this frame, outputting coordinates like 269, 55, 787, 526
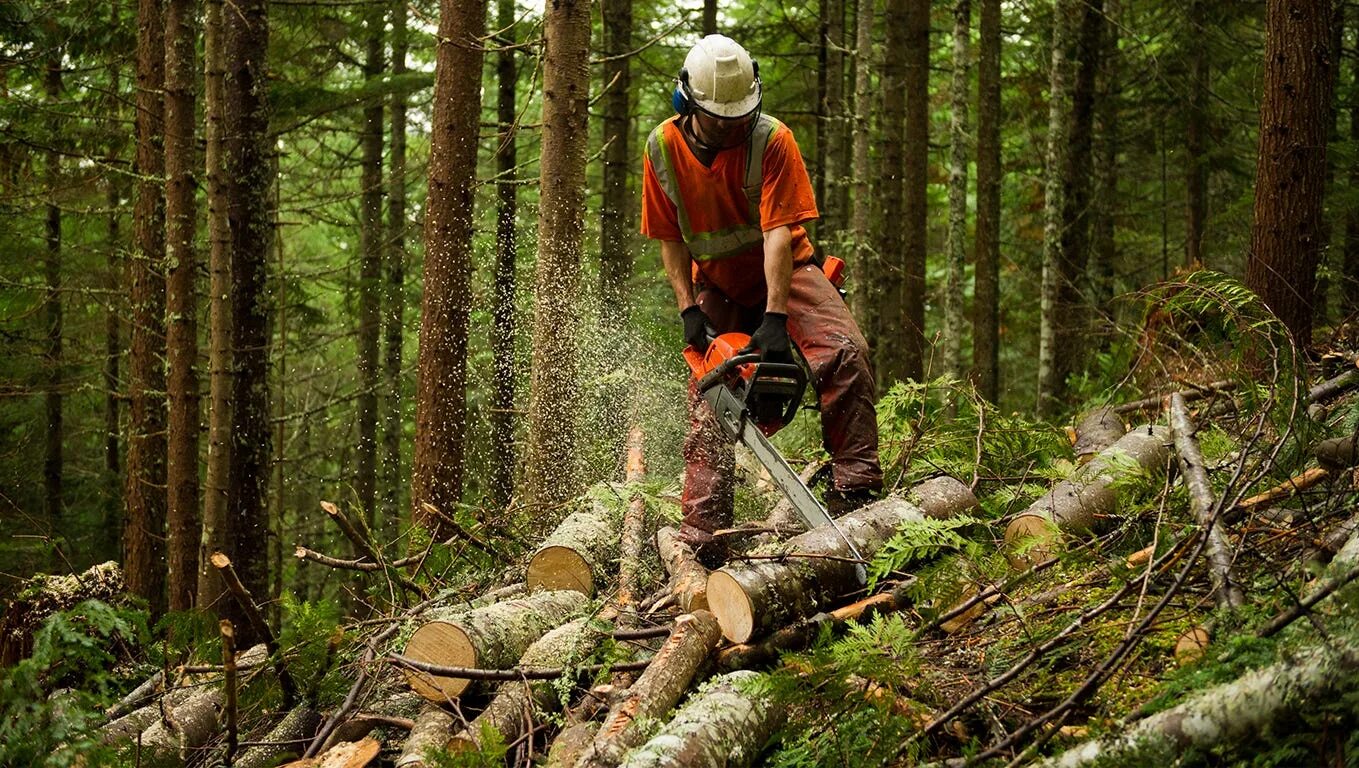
708, 477, 978, 643
1004, 426, 1171, 568
446, 617, 605, 752
235, 705, 324, 768
1071, 406, 1125, 464
527, 497, 620, 595
1039, 634, 1359, 767
395, 705, 455, 768
574, 610, 724, 768
282, 737, 380, 767
1169, 392, 1244, 610
0, 560, 123, 666
401, 588, 587, 702
616, 671, 783, 768
656, 526, 709, 612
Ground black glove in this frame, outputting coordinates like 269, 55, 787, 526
682, 305, 714, 353
740, 312, 792, 363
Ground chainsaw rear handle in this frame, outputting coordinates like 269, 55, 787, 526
695, 352, 762, 393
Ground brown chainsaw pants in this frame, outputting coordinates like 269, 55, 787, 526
681, 263, 883, 544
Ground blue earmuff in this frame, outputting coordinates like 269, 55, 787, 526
672, 68, 692, 116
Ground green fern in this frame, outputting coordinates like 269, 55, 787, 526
867, 514, 984, 590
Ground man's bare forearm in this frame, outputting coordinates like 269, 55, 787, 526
660, 239, 696, 313
762, 225, 793, 314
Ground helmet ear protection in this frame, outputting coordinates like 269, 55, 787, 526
673, 60, 761, 117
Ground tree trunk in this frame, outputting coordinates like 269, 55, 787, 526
576, 611, 724, 768
489, 0, 518, 511
817, 0, 845, 245
1004, 425, 1170, 567
617, 670, 783, 768
599, 0, 632, 330
1184, 0, 1208, 267
199, 0, 231, 609
400, 589, 587, 702
103, 138, 122, 563
223, 0, 274, 642
383, 0, 408, 527
1245, 0, 1335, 348
1345, 9, 1359, 317
848, 0, 875, 331
1088, 0, 1119, 312
1168, 393, 1244, 609
708, 479, 979, 643
396, 705, 455, 768
1040, 635, 1359, 768
972, 0, 1001, 402
901, 0, 930, 382
873, 0, 907, 384
447, 618, 604, 751
703, 0, 717, 35
125, 0, 168, 616
1036, 0, 1078, 416
164, 0, 199, 613
525, 0, 590, 508
412, 0, 486, 536
356, 4, 384, 529
942, 0, 971, 384
43, 59, 63, 542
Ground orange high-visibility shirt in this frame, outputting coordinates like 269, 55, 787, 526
641, 115, 819, 308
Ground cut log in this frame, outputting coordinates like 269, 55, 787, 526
318, 691, 424, 753
0, 560, 123, 667
103, 669, 165, 721
1038, 635, 1359, 768
907, 475, 982, 519
1113, 381, 1233, 415
1004, 426, 1170, 569
618, 426, 648, 611
1071, 407, 1126, 464
281, 737, 381, 768
763, 462, 824, 534
716, 582, 912, 670
575, 611, 724, 768
1315, 435, 1359, 471
656, 526, 709, 612
395, 705, 456, 768
235, 706, 324, 768
401, 588, 587, 702
447, 617, 604, 752
1169, 393, 1243, 610
527, 502, 619, 595
708, 478, 979, 643
545, 721, 598, 768
1307, 363, 1359, 405
616, 670, 783, 768
99, 684, 196, 743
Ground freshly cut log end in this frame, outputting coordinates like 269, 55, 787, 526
1174, 626, 1211, 665
401, 589, 587, 702
706, 570, 756, 644
1003, 514, 1060, 570
527, 545, 594, 595
526, 509, 618, 596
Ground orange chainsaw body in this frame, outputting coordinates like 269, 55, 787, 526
684, 332, 804, 437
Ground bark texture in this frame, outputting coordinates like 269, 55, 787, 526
489, 0, 518, 511
709, 478, 979, 643
382, 0, 408, 525
43, 60, 63, 539
125, 0, 168, 616
657, 525, 709, 613
1071, 406, 1125, 463
1005, 425, 1171, 567
396, 705, 455, 768
599, 0, 633, 329
356, 3, 385, 527
873, 0, 907, 383
942, 0, 971, 383
576, 611, 724, 768
617, 671, 783, 768
401, 589, 587, 701
901, 0, 930, 382
1184, 0, 1208, 267
223, 0, 274, 643
1245, 0, 1334, 346
848, 0, 875, 330
1168, 393, 1244, 609
525, 0, 591, 508
163, 0, 199, 613
413, 0, 487, 535
199, 0, 231, 609
448, 618, 604, 751
972, 0, 1002, 402
235, 706, 322, 768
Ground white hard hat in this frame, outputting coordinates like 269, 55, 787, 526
681, 35, 761, 119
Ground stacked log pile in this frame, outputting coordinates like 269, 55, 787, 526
30, 358, 1359, 766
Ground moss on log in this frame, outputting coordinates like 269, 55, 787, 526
447, 617, 604, 752
708, 478, 978, 643
576, 611, 724, 768
527, 502, 619, 595
235, 705, 322, 768
617, 670, 782, 768
1005, 425, 1170, 568
1039, 636, 1359, 767
402, 589, 587, 702
1, 561, 124, 666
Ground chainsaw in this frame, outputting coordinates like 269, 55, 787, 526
683, 330, 869, 585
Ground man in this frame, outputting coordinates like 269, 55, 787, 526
641, 35, 883, 564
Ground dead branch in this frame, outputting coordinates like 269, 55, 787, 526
1169, 392, 1245, 609
211, 551, 299, 705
